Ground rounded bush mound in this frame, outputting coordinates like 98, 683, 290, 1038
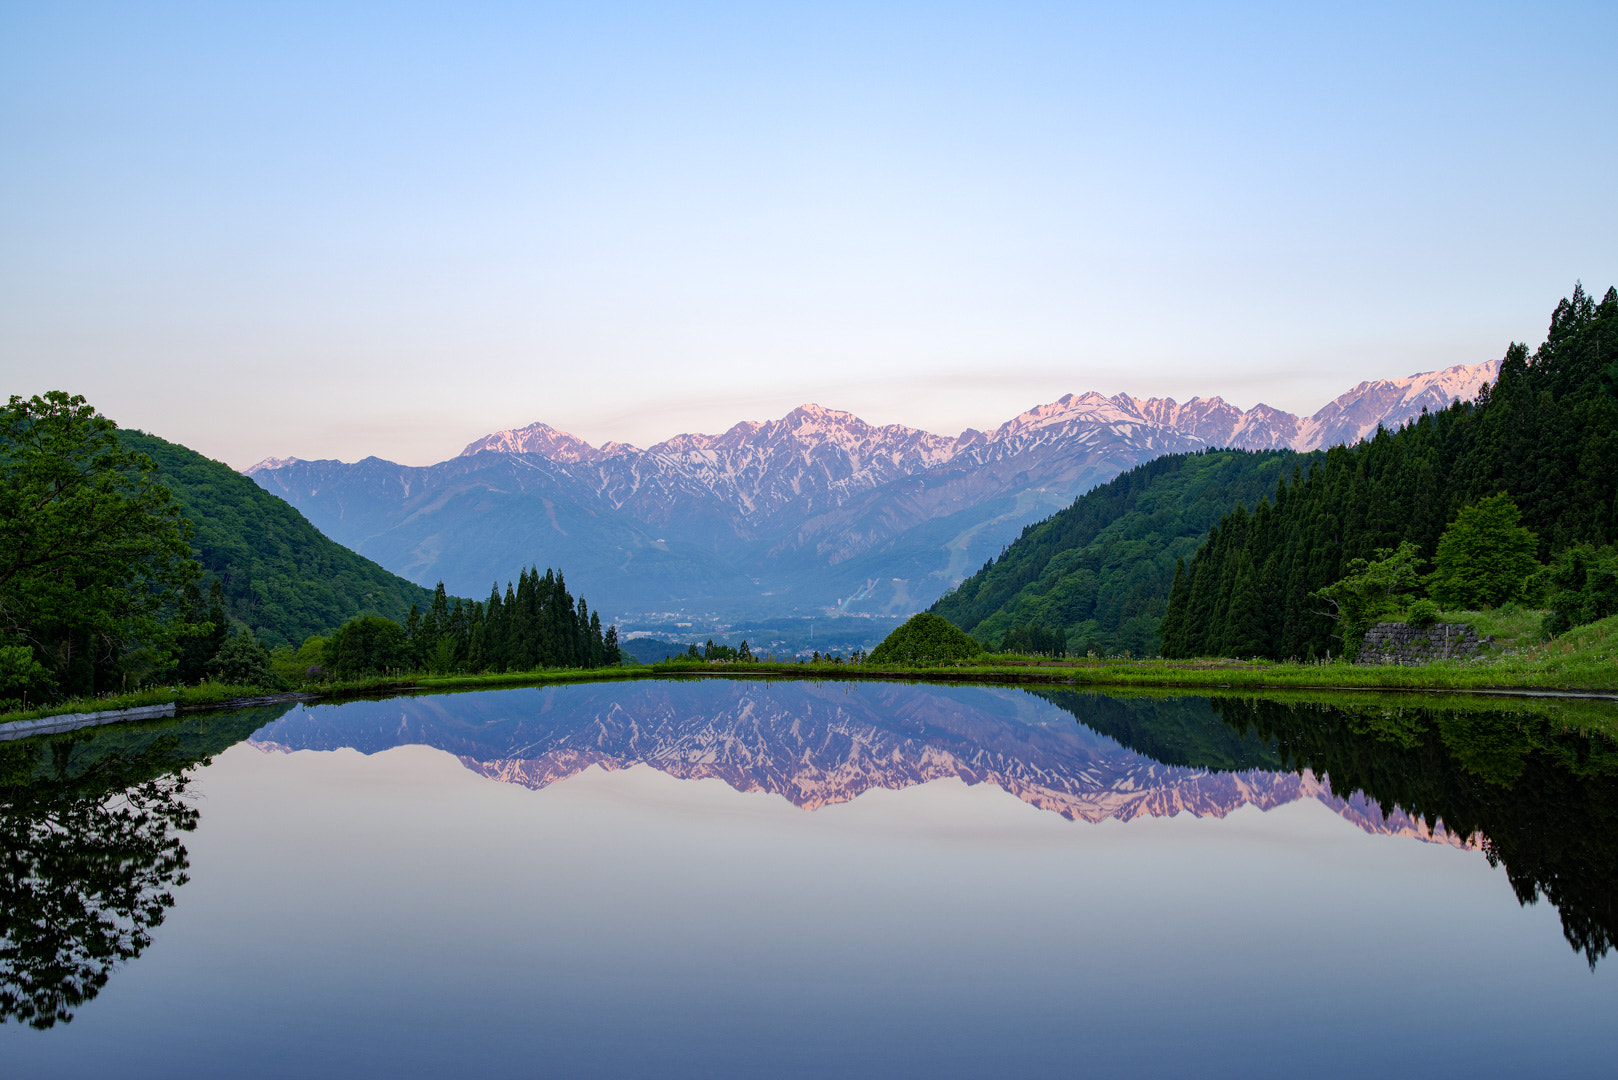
868, 613, 984, 667
1405, 599, 1439, 629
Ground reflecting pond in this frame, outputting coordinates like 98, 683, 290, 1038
4, 680, 1617, 1077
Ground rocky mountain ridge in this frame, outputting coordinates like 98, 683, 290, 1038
248, 360, 1498, 625
452, 360, 1499, 467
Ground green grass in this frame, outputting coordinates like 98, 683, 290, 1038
655, 615, 1618, 695
1427, 605, 1547, 644
7, 617, 1614, 732
0, 665, 680, 726
0, 682, 280, 726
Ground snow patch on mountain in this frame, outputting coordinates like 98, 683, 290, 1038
246, 456, 305, 472
447, 359, 1500, 491
460, 422, 635, 462
1294, 360, 1501, 450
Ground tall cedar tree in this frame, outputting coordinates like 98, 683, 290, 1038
339, 565, 618, 677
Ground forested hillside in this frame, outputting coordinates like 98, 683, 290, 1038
931, 449, 1308, 655
1161, 284, 1618, 660
119, 431, 437, 648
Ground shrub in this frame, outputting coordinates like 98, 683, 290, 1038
0, 644, 52, 709
1310, 542, 1424, 656
1406, 599, 1439, 629
325, 615, 408, 678
869, 613, 984, 666
206, 629, 287, 689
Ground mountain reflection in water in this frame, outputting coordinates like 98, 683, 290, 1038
255, 682, 1453, 839
252, 680, 1618, 965
2, 680, 1616, 1046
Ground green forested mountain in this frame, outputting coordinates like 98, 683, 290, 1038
1161, 284, 1618, 660
119, 430, 436, 648
931, 449, 1308, 655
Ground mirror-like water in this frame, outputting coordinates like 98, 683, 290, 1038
4, 680, 1616, 1077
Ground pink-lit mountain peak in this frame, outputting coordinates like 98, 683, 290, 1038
244, 455, 306, 473
458, 359, 1499, 467
460, 421, 631, 462
1294, 361, 1502, 450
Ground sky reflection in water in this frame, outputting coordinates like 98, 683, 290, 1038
4, 680, 1616, 1078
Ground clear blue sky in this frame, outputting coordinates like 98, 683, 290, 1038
2, 1, 1614, 466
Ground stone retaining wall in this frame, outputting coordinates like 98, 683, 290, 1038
1356, 621, 1485, 666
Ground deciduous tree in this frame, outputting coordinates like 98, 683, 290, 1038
0, 392, 198, 697
1428, 494, 1540, 608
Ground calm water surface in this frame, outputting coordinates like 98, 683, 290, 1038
4, 680, 1616, 1077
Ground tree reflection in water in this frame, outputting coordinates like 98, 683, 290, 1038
0, 706, 292, 1028
1029, 689, 1618, 967
1208, 695, 1618, 968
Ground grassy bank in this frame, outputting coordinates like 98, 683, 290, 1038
0, 665, 680, 727
5, 614, 1613, 730
648, 614, 1618, 694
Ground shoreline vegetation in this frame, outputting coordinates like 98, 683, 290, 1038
7, 610, 1615, 737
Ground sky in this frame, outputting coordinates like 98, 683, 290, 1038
2, 1, 1615, 468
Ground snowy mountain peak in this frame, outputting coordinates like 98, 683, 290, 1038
246, 456, 304, 472
1295, 359, 1500, 451
460, 421, 626, 462
421, 358, 1498, 523
247, 356, 1505, 622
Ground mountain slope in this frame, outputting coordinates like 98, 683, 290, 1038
121, 430, 436, 647
248, 360, 1498, 628
931, 449, 1311, 655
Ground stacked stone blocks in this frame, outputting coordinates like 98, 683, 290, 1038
1356, 621, 1485, 666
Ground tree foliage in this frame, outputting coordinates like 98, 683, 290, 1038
1541, 546, 1618, 638
323, 566, 622, 678
868, 613, 984, 666
0, 393, 199, 698
1309, 542, 1425, 656
1162, 284, 1618, 659
999, 621, 1067, 656
171, 581, 232, 685
1428, 494, 1540, 608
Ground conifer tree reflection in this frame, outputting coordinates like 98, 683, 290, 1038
1208, 696, 1618, 968
0, 707, 289, 1029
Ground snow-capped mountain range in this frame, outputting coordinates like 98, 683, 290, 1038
248, 359, 1497, 623
459, 359, 1496, 470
